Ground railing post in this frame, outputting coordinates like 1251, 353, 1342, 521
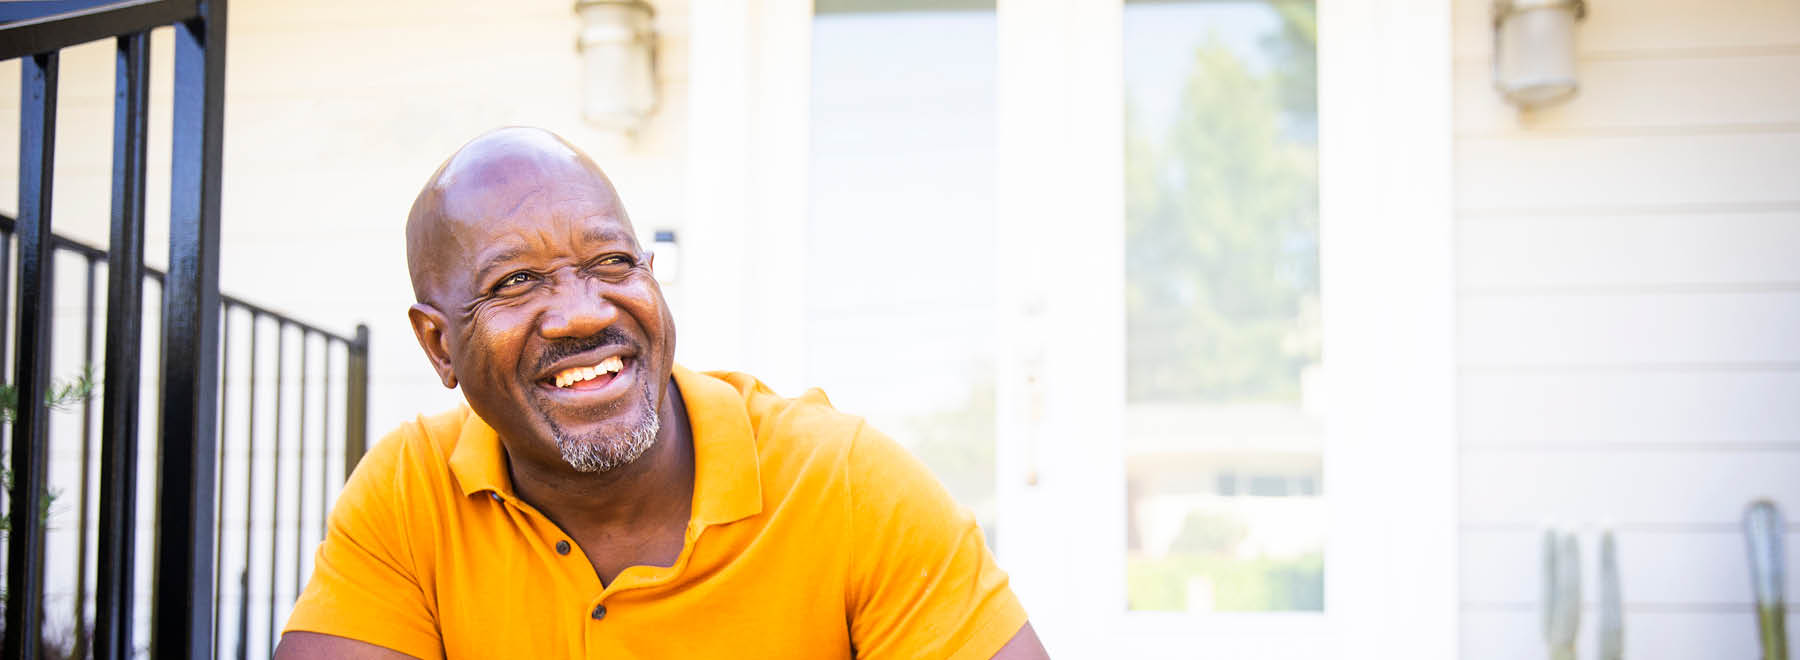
264, 322, 283, 646
96, 29, 150, 660
238, 314, 259, 660
152, 0, 227, 656
73, 256, 98, 660
343, 324, 370, 479
4, 49, 59, 660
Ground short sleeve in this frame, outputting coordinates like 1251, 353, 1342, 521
284, 431, 443, 659
846, 423, 1028, 660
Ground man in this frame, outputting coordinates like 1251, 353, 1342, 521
275, 127, 1048, 659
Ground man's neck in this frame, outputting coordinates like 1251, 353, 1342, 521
506, 378, 696, 536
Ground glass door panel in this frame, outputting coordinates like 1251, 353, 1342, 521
1121, 0, 1321, 613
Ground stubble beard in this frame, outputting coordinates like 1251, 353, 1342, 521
547, 370, 661, 473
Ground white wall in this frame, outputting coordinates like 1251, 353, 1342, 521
1452, 0, 1800, 657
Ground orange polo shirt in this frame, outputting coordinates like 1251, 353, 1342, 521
285, 365, 1026, 659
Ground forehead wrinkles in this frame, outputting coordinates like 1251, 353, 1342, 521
442, 169, 618, 225
407, 128, 632, 303
441, 200, 636, 289
445, 194, 626, 255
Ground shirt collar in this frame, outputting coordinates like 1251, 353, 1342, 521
449, 408, 507, 498
448, 363, 764, 526
672, 364, 764, 526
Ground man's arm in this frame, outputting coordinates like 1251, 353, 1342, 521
274, 632, 418, 660
990, 622, 1051, 660
281, 433, 445, 658
843, 423, 1039, 658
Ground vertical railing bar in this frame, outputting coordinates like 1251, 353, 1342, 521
343, 324, 368, 479
234, 569, 248, 660
5, 49, 60, 660
0, 228, 11, 386
96, 30, 149, 660
153, 0, 228, 654
0, 229, 11, 486
292, 329, 308, 601
149, 273, 166, 645
236, 313, 258, 660
74, 254, 100, 659
265, 320, 284, 653
211, 302, 232, 659
319, 337, 332, 538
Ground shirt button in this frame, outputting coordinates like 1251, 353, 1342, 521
556, 540, 571, 555
590, 604, 607, 621
489, 492, 503, 503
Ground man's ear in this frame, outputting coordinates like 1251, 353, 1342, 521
407, 303, 458, 389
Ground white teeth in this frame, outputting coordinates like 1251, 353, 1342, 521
552, 357, 626, 388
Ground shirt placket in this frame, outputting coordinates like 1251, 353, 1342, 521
487, 490, 608, 656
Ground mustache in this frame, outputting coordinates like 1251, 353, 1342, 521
532, 326, 636, 375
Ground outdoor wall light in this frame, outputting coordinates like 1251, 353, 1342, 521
576, 0, 659, 135
1491, 0, 1586, 109
651, 230, 680, 284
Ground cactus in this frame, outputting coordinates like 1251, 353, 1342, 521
1744, 500, 1789, 660
1543, 528, 1582, 660
1597, 529, 1623, 660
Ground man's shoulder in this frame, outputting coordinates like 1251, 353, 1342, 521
686, 368, 938, 500
692, 368, 867, 455
348, 404, 473, 493
371, 403, 469, 458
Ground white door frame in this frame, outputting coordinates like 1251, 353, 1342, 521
689, 1, 1457, 657
988, 1, 1458, 658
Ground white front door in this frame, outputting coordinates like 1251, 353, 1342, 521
706, 1, 1458, 657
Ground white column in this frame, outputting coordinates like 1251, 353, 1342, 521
1318, 0, 1458, 658
993, 0, 1125, 655
743, 0, 812, 395
680, 0, 755, 372
678, 0, 811, 392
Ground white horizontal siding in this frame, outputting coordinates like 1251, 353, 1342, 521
1460, 291, 1800, 367
1461, 449, 1800, 526
1459, 210, 1800, 290
1452, 0, 1800, 58
1461, 529, 1800, 606
1454, 0, 1800, 655
1455, 53, 1800, 136
1455, 132, 1800, 212
1461, 610, 1792, 660
1460, 369, 1800, 450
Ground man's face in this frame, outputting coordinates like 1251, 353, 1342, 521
421, 168, 677, 474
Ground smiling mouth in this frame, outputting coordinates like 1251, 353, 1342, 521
545, 355, 626, 390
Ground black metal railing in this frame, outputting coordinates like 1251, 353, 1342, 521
0, 215, 371, 659
1, 2, 371, 659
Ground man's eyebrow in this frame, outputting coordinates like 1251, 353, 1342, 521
474, 247, 525, 282
583, 227, 631, 245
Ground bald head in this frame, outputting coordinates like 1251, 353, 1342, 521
406, 127, 632, 304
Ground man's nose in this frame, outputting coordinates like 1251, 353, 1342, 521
537, 277, 619, 339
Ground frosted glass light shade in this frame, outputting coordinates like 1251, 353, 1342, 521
1492, 0, 1585, 108
577, 0, 658, 134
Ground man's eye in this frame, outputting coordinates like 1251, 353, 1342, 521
494, 272, 534, 291
594, 255, 636, 271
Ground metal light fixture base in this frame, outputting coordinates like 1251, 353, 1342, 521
1492, 0, 1587, 109
576, 0, 660, 137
